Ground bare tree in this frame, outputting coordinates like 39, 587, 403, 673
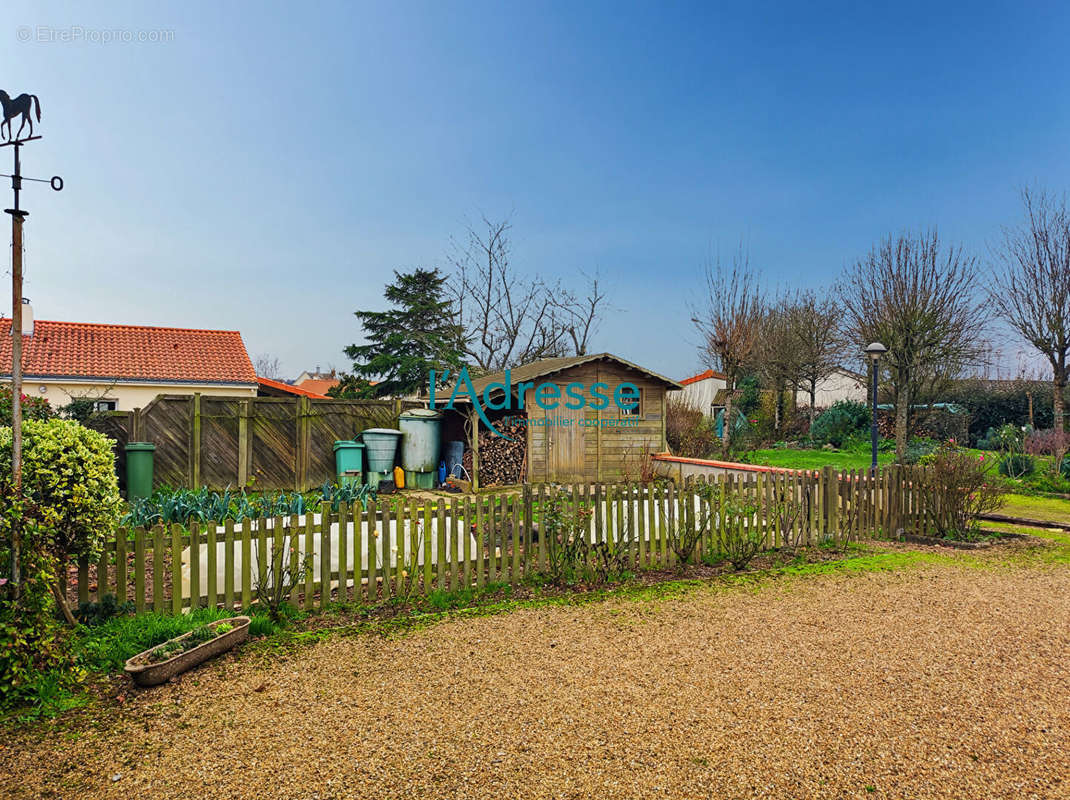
785, 290, 842, 430
691, 247, 764, 455
552, 271, 608, 357
254, 354, 283, 380
839, 230, 988, 463
751, 297, 798, 433
990, 188, 1070, 468
448, 215, 608, 371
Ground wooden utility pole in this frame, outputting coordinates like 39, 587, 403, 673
1, 107, 61, 595
4, 141, 28, 595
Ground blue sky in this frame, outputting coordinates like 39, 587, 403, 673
3, 0, 1068, 380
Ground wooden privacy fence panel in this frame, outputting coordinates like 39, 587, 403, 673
88, 394, 421, 492
72, 467, 940, 614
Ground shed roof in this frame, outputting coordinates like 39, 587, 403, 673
469, 353, 682, 397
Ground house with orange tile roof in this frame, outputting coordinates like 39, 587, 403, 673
294, 367, 340, 396
670, 367, 729, 417
256, 376, 327, 399
0, 319, 258, 411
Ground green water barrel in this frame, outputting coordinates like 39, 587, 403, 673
398, 409, 442, 473
333, 440, 365, 480
360, 428, 402, 472
125, 442, 156, 501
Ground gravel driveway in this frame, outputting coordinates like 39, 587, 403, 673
4, 557, 1068, 799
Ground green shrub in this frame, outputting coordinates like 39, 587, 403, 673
810, 400, 871, 448
919, 442, 1007, 539
0, 541, 79, 711
998, 453, 1035, 478
0, 386, 53, 426
75, 594, 134, 626
666, 397, 716, 459
0, 419, 122, 565
903, 438, 937, 465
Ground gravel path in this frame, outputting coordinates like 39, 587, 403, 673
4, 561, 1069, 799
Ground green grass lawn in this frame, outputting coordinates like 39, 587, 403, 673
742, 448, 895, 471
997, 493, 1070, 526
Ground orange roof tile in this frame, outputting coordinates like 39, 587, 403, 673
296, 377, 340, 395
680, 368, 727, 386
0, 319, 257, 385
257, 376, 327, 398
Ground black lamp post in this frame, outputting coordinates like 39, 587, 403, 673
864, 342, 887, 472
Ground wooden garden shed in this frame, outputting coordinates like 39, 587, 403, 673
466, 353, 681, 483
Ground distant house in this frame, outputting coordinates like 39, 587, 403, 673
798, 367, 866, 408
257, 376, 327, 399
0, 319, 258, 411
671, 368, 728, 417
295, 367, 340, 396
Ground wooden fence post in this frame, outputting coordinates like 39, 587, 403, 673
189, 393, 202, 489
237, 399, 250, 488
822, 466, 837, 544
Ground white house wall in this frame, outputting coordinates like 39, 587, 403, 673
798, 371, 866, 408
670, 375, 727, 417
27, 379, 257, 411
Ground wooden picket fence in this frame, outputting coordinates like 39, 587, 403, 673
66, 466, 942, 614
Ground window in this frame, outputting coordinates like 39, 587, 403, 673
93, 399, 117, 412
619, 387, 642, 416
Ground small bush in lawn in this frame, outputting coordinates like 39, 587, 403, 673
712, 490, 762, 569
903, 437, 938, 465
1025, 427, 1068, 457
810, 400, 870, 448
718, 526, 764, 571
998, 453, 1035, 478
661, 494, 711, 567
921, 442, 1007, 539
539, 488, 634, 585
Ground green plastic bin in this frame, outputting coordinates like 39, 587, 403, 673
125, 442, 156, 501
333, 440, 365, 482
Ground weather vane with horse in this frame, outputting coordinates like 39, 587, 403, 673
0, 90, 42, 142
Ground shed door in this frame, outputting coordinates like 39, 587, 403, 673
547, 390, 586, 481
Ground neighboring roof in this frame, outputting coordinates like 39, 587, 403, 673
0, 319, 257, 385
257, 376, 327, 398
470, 353, 683, 397
831, 366, 866, 381
296, 377, 340, 395
679, 368, 728, 386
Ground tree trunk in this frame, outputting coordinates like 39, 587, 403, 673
894, 391, 910, 464
722, 390, 734, 458
1054, 372, 1067, 472
809, 383, 817, 432
51, 581, 77, 626
774, 381, 784, 433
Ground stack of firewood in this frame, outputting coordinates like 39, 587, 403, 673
461, 420, 527, 485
